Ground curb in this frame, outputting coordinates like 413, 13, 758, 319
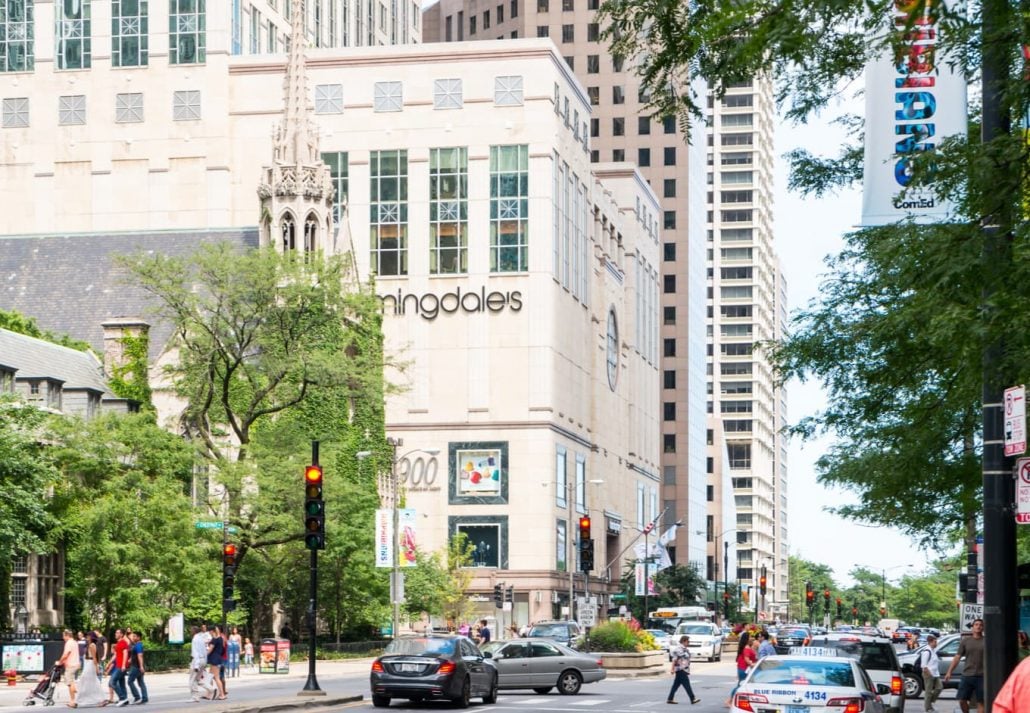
182, 694, 364, 713
607, 666, 668, 679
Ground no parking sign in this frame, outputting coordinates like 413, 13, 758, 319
1016, 458, 1030, 524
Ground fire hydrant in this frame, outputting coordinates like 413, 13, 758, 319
4, 669, 17, 686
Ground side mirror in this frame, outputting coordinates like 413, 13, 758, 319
483, 651, 493, 659
875, 684, 891, 696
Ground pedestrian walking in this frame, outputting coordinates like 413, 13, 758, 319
243, 638, 254, 672
944, 618, 984, 713
206, 625, 227, 700
126, 632, 148, 705
228, 627, 242, 678
666, 636, 700, 705
993, 655, 1030, 713
75, 633, 106, 707
478, 619, 492, 645
105, 629, 129, 707
918, 634, 942, 713
58, 629, 80, 708
188, 626, 214, 702
725, 632, 756, 706
757, 631, 776, 659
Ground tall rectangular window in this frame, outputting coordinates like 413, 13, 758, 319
169, 0, 205, 65
370, 149, 408, 276
249, 6, 259, 53
556, 446, 567, 507
489, 144, 529, 272
0, 0, 33, 72
575, 454, 586, 514
112, 0, 148, 67
556, 519, 567, 572
321, 151, 349, 224
429, 147, 468, 274
56, 0, 91, 69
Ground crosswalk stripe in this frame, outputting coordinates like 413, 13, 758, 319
567, 699, 611, 706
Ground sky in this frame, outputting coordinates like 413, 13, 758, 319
772, 96, 939, 588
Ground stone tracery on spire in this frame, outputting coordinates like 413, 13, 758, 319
276, 0, 318, 166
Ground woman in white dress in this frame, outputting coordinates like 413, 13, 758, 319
75, 634, 107, 707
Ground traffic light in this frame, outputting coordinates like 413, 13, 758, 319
505, 586, 514, 604
742, 587, 750, 605
759, 566, 767, 596
723, 590, 731, 618
851, 604, 858, 618
805, 581, 814, 607
836, 597, 843, 619
304, 464, 325, 550
493, 583, 504, 608
823, 588, 831, 612
222, 543, 237, 609
578, 516, 593, 573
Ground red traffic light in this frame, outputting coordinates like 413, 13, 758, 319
806, 590, 815, 602
823, 589, 831, 601
223, 543, 236, 557
305, 465, 323, 484
578, 516, 591, 538
723, 591, 731, 600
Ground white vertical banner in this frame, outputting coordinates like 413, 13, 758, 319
398, 508, 417, 567
861, 0, 967, 225
168, 613, 184, 644
635, 563, 647, 595
375, 508, 392, 568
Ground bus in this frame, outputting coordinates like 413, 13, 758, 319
647, 606, 714, 632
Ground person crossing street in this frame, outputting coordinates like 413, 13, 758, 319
667, 636, 700, 705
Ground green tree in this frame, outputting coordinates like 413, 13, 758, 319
0, 397, 60, 628
787, 556, 838, 625
598, 0, 1030, 555
617, 564, 707, 622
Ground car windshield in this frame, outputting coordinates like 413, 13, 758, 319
646, 630, 669, 639
679, 625, 713, 635
782, 629, 809, 637
811, 640, 897, 670
751, 660, 856, 687
530, 624, 570, 637
385, 638, 456, 656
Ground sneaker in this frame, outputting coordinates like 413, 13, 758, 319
667, 701, 678, 705
692, 699, 701, 705
190, 697, 200, 703
116, 700, 129, 707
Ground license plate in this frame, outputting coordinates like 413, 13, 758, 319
399, 663, 420, 672
787, 706, 807, 713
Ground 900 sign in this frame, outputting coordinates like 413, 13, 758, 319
398, 455, 440, 491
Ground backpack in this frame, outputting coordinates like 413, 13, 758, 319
913, 650, 926, 673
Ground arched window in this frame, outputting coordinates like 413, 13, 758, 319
282, 213, 297, 251
304, 213, 318, 254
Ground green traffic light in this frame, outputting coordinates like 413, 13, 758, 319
305, 500, 324, 516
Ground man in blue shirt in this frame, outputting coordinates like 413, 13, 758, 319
757, 631, 776, 659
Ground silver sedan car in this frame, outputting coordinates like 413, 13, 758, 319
480, 638, 607, 695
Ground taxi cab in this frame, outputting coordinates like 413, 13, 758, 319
731, 651, 892, 713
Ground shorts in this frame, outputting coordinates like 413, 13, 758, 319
64, 666, 79, 686
956, 674, 983, 703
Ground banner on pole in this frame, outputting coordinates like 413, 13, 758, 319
375, 509, 392, 568
861, 0, 967, 225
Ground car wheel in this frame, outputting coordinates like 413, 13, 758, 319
371, 694, 391, 708
716, 646, 722, 662
452, 676, 471, 708
557, 669, 583, 695
903, 672, 924, 699
483, 674, 499, 704
533, 687, 552, 695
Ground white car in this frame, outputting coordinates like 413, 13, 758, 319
673, 621, 723, 662
644, 629, 672, 657
732, 655, 890, 713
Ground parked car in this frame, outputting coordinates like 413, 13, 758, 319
773, 626, 811, 654
807, 633, 906, 713
673, 621, 724, 661
527, 620, 583, 648
480, 638, 606, 695
369, 634, 497, 708
898, 633, 964, 698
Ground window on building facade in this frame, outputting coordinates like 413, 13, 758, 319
663, 306, 676, 325
430, 147, 468, 275
586, 54, 599, 73
0, 0, 33, 72
589, 150, 598, 163
314, 83, 344, 114
556, 519, 567, 571
612, 148, 624, 161
321, 151, 349, 224
433, 78, 463, 109
249, 6, 259, 53
373, 81, 403, 112
727, 443, 752, 470
663, 370, 675, 389
511, 0, 518, 17
497, 4, 503, 22
612, 85, 625, 104
2, 97, 28, 127
664, 210, 676, 229
664, 146, 676, 165
115, 92, 143, 122
637, 117, 651, 136
637, 147, 650, 167
489, 144, 529, 272
663, 433, 675, 453
494, 75, 523, 106
575, 455, 586, 513
664, 179, 676, 198
58, 94, 86, 125
169, 0, 205, 64
370, 149, 409, 276
483, 9, 490, 28
612, 55, 623, 72
536, 25, 548, 37
556, 445, 567, 506
55, 0, 91, 69
663, 242, 675, 261
586, 22, 598, 40
663, 115, 676, 133
112, 0, 148, 67
563, 55, 574, 70
663, 274, 675, 293
663, 402, 675, 421
537, 0, 548, 10
612, 117, 624, 136
561, 23, 573, 41
663, 338, 675, 357
587, 86, 599, 106
172, 90, 200, 120
469, 15, 476, 33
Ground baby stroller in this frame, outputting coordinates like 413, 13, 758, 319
23, 662, 64, 707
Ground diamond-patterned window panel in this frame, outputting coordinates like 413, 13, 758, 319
379, 203, 400, 222
172, 90, 201, 121
314, 84, 343, 114
499, 199, 520, 219
373, 81, 403, 112
58, 95, 86, 125
495, 75, 524, 106
433, 78, 462, 110
115, 93, 144, 123
439, 201, 459, 220
2, 98, 29, 128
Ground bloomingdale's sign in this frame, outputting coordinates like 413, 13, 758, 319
379, 286, 523, 321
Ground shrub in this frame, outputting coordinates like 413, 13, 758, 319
588, 620, 658, 653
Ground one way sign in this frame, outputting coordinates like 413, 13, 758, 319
961, 603, 983, 631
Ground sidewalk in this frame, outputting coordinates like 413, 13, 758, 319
0, 658, 374, 711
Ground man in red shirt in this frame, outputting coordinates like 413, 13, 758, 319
106, 629, 130, 706
993, 656, 1030, 713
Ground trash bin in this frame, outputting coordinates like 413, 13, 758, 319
258, 638, 290, 674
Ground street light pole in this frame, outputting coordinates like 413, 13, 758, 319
389, 437, 402, 642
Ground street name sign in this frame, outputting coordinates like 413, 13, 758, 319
195, 521, 223, 529
1004, 385, 1026, 456
961, 603, 983, 631
1017, 458, 1030, 524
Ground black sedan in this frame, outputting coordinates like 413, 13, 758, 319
370, 634, 498, 708
772, 626, 811, 654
